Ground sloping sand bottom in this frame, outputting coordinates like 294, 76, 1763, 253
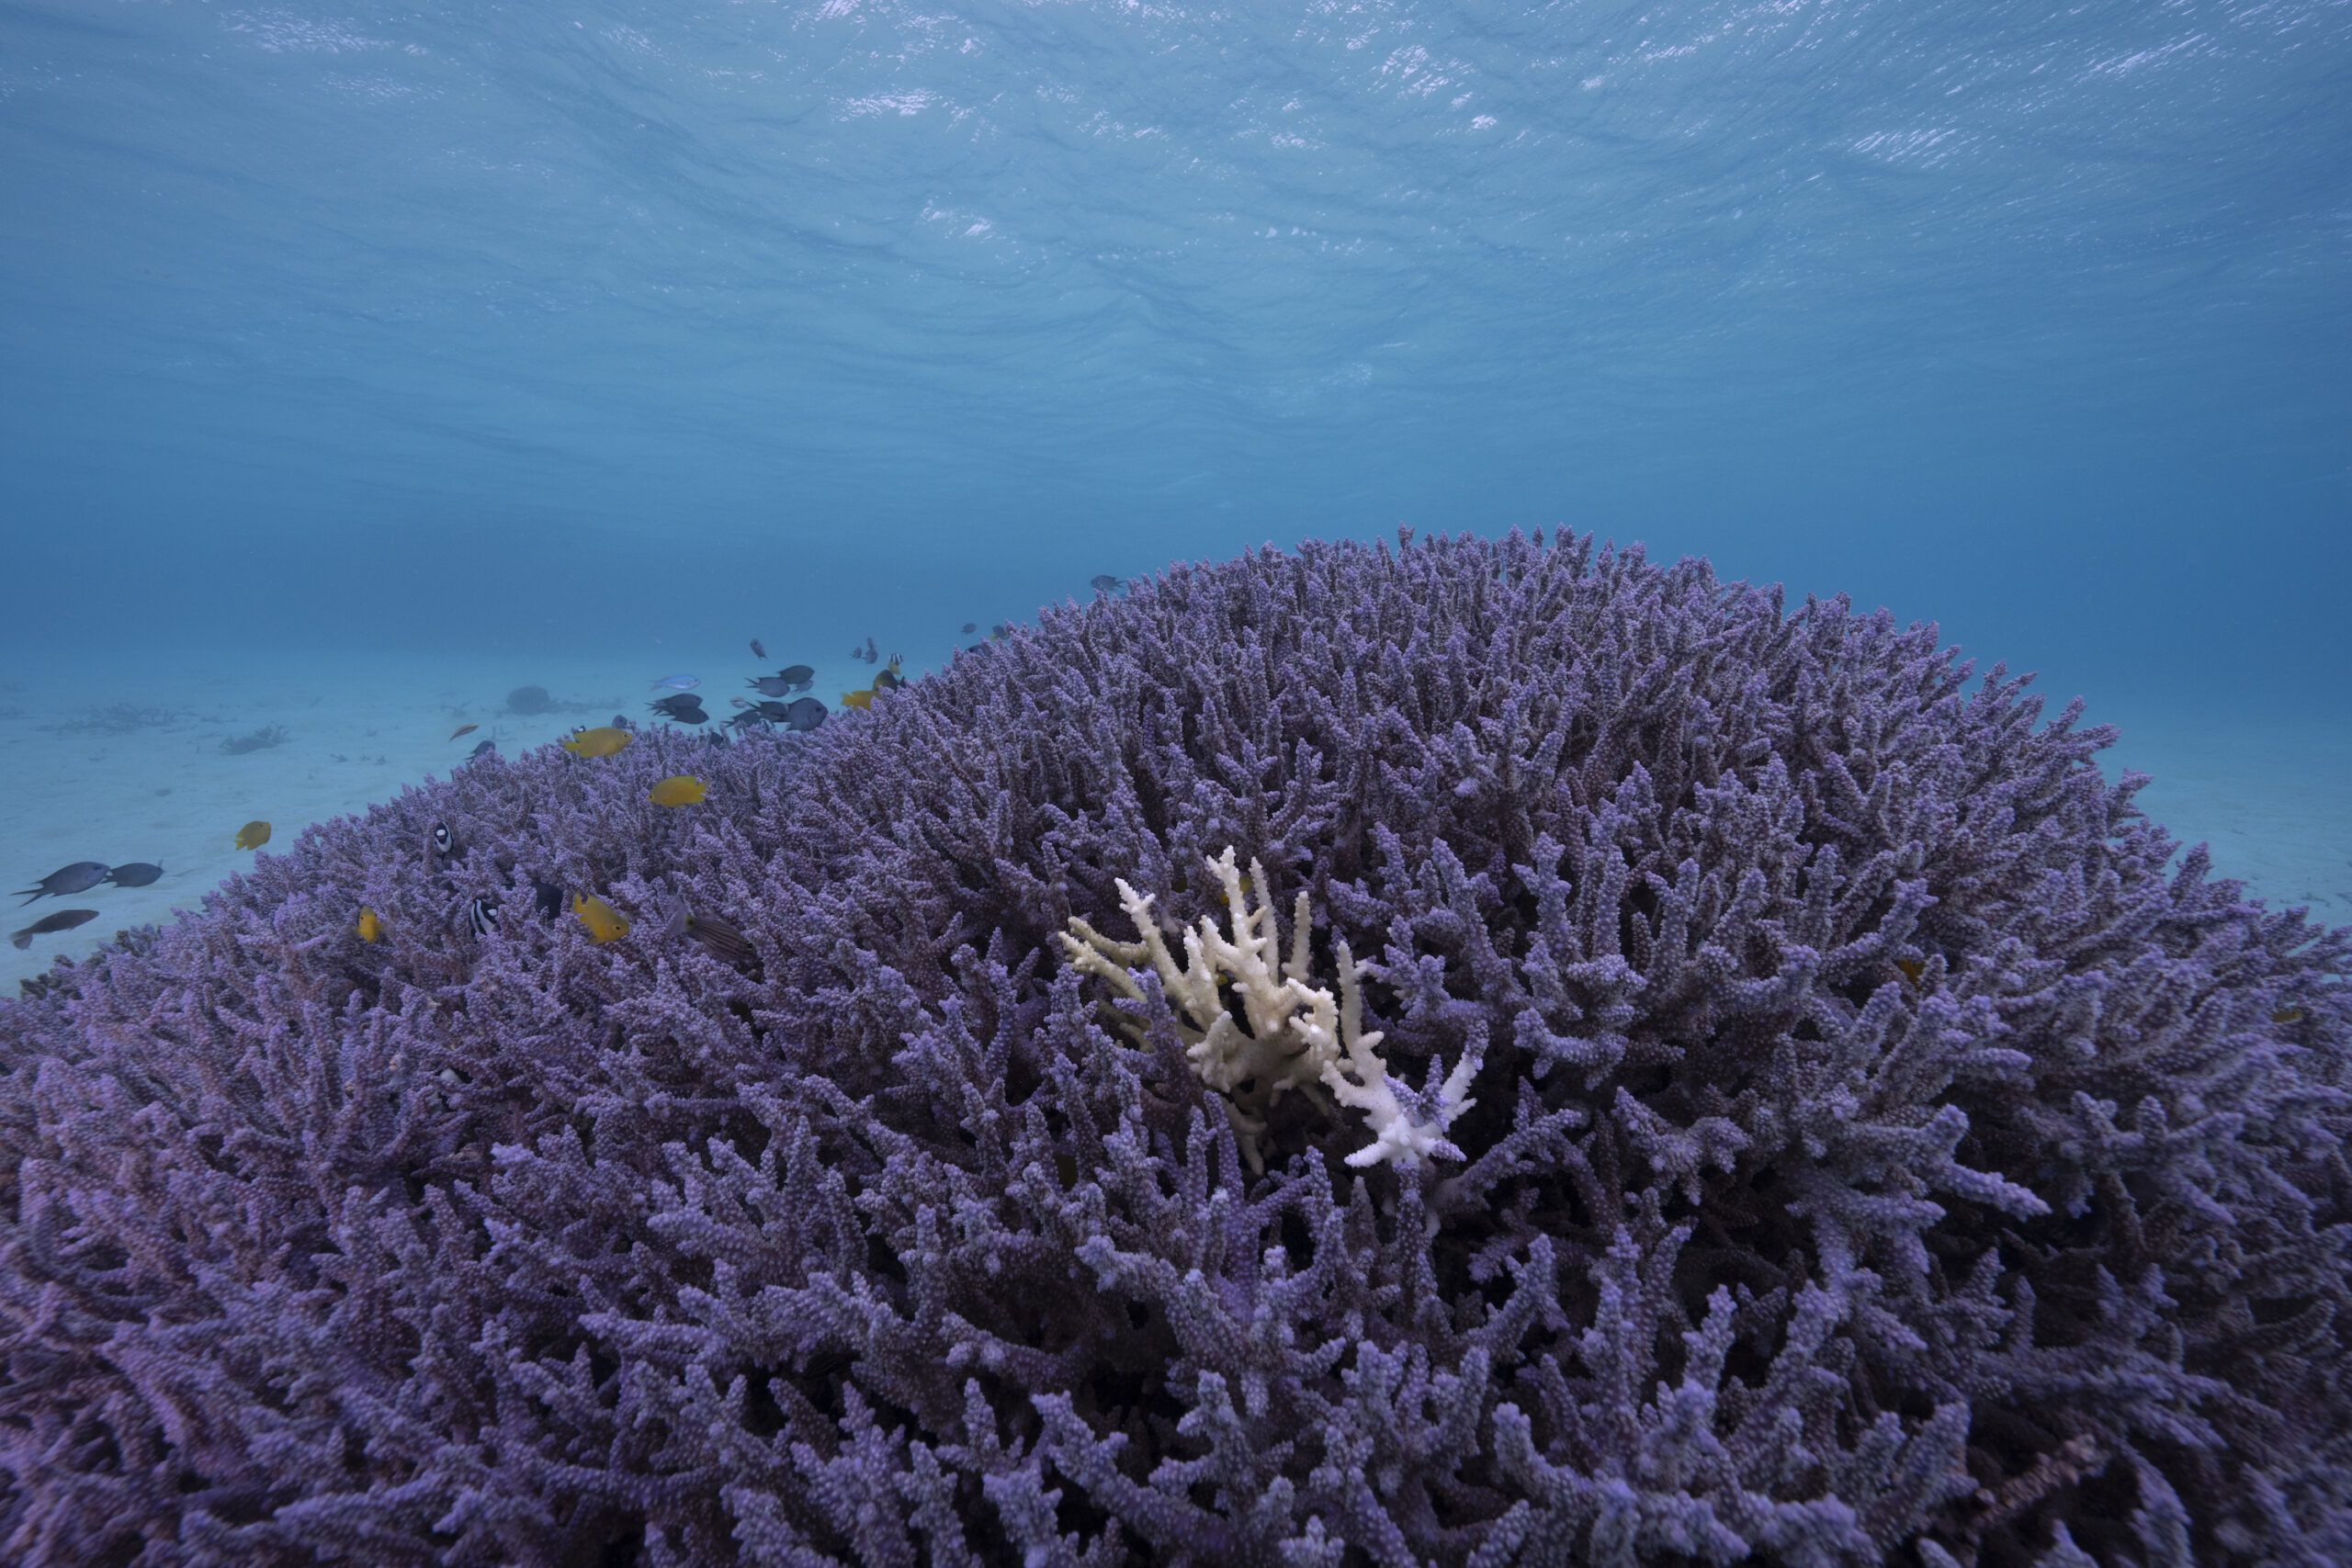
4, 654, 2346, 993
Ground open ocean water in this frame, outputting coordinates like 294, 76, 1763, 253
1, 0, 2346, 985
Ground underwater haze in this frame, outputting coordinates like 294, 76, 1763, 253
1, 0, 2348, 977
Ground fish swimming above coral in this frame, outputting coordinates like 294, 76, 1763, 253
232, 821, 269, 850
780, 696, 826, 732
103, 863, 163, 887
1090, 574, 1119, 594
748, 638, 765, 660
16, 862, 108, 904
570, 892, 628, 942
775, 663, 814, 691
745, 675, 800, 698
560, 727, 633, 759
961, 622, 977, 634
648, 775, 707, 807
649, 694, 707, 723
649, 674, 699, 691
9, 908, 96, 950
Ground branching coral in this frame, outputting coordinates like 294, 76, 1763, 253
1060, 844, 1480, 1173
1, 529, 2346, 1568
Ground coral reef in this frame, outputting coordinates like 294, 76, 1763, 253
220, 723, 290, 754
0, 530, 2346, 1567
1061, 845, 1480, 1175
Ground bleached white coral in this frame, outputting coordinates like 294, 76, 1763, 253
1060, 847, 1479, 1174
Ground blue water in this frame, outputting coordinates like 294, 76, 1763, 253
1, 2, 2345, 716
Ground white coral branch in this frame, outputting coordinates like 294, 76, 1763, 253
1061, 847, 1477, 1175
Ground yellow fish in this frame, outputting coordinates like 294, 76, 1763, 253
449, 723, 479, 741
571, 893, 629, 943
2273, 1007, 2304, 1024
560, 727, 634, 759
840, 689, 875, 712
356, 907, 383, 942
1894, 957, 1926, 986
648, 775, 707, 807
233, 820, 271, 850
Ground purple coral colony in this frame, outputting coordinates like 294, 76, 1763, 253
1, 531, 2346, 1568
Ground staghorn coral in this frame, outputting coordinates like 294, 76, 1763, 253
1060, 845, 1481, 1176
0, 529, 2346, 1567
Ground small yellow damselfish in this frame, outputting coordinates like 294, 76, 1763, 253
571, 893, 629, 943
356, 907, 383, 942
648, 775, 707, 807
560, 727, 634, 759
840, 689, 875, 712
233, 820, 271, 850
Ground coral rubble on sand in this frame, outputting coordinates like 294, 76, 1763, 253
0, 531, 2346, 1566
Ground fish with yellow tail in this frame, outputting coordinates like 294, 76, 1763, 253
356, 907, 383, 942
571, 893, 629, 943
648, 775, 707, 807
841, 659, 908, 713
233, 820, 271, 850
560, 726, 634, 759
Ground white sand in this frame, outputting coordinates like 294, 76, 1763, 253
3, 659, 2346, 994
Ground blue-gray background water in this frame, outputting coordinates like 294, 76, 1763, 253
2, 0, 2346, 939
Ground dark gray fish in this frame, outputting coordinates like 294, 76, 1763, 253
990, 625, 1012, 641
16, 863, 108, 904
683, 911, 760, 974
752, 700, 795, 721
1091, 574, 1118, 594
776, 664, 815, 687
11, 908, 96, 949
747, 675, 798, 697
961, 622, 977, 634
469, 739, 497, 758
104, 863, 164, 888
861, 637, 877, 663
650, 694, 707, 721
725, 709, 769, 732
531, 879, 564, 919
749, 638, 766, 660
782, 697, 827, 732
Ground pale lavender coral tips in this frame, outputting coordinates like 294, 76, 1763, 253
0, 529, 2346, 1566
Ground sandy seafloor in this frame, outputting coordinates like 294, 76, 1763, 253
3, 645, 2348, 995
